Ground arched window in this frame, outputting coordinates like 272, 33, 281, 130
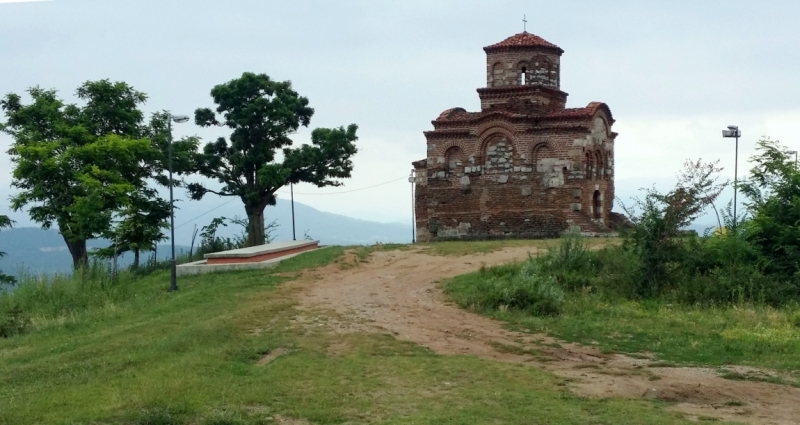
444, 146, 463, 172
593, 190, 602, 219
520, 67, 527, 85
585, 152, 594, 180
492, 63, 504, 87
595, 151, 604, 179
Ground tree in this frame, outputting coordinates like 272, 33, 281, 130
190, 72, 358, 247
1, 81, 183, 269
91, 193, 170, 270
93, 111, 200, 269
620, 159, 727, 296
739, 137, 800, 278
0, 215, 14, 285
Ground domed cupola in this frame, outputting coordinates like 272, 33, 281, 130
483, 31, 564, 89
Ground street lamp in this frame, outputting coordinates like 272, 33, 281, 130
408, 169, 416, 243
168, 114, 190, 292
787, 150, 798, 169
291, 182, 296, 241
722, 125, 741, 232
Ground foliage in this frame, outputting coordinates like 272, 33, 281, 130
620, 159, 728, 297
0, 303, 31, 338
448, 259, 564, 317
739, 137, 800, 280
189, 72, 358, 247
0, 81, 198, 270
0, 215, 15, 285
791, 311, 800, 328
192, 216, 279, 257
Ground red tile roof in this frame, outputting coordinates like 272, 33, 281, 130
484, 32, 563, 54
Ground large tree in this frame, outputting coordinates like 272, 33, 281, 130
739, 137, 800, 278
1, 81, 194, 269
0, 215, 14, 285
190, 72, 358, 246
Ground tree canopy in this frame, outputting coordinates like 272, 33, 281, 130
189, 72, 358, 246
1, 80, 198, 269
739, 137, 800, 277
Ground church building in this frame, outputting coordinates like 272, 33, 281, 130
412, 31, 618, 241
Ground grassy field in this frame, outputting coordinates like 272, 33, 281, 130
445, 260, 800, 382
0, 245, 714, 424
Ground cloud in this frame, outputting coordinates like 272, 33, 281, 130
0, 1, 51, 3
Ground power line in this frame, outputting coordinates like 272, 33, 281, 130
174, 175, 410, 229
175, 198, 236, 229
275, 176, 408, 196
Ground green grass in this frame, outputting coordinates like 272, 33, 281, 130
0, 244, 717, 424
446, 268, 800, 377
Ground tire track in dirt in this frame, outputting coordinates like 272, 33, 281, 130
294, 247, 800, 425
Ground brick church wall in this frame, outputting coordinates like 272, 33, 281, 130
413, 32, 617, 242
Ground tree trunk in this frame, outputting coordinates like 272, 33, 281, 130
133, 249, 140, 270
245, 203, 268, 247
64, 236, 88, 270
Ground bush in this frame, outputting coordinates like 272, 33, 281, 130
463, 260, 564, 316
0, 303, 31, 338
791, 311, 800, 328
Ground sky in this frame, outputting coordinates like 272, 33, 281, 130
1, 0, 799, 233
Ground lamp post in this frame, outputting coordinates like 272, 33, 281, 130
722, 125, 741, 233
408, 169, 416, 244
167, 114, 190, 293
291, 182, 296, 241
787, 150, 798, 169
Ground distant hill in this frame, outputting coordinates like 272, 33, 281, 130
0, 199, 412, 277
0, 228, 193, 278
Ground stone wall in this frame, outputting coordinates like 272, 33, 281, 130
415, 120, 615, 242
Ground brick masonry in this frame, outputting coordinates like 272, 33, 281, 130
412, 32, 618, 242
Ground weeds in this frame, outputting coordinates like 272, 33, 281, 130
0, 303, 31, 338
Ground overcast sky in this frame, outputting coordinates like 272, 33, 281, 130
1, 0, 799, 230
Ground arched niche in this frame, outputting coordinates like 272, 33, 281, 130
532, 143, 553, 173
483, 135, 515, 171
492, 62, 504, 87
444, 146, 464, 173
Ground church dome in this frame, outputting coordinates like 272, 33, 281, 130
483, 31, 563, 54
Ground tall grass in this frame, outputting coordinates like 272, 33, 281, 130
0, 256, 187, 338
446, 231, 798, 320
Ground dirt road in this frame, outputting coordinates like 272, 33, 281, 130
295, 246, 800, 425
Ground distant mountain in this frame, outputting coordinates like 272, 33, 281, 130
169, 198, 413, 248
0, 199, 412, 277
0, 228, 192, 278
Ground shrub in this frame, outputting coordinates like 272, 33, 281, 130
791, 311, 800, 328
472, 260, 564, 316
0, 303, 31, 338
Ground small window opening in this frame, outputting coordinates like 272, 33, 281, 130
520, 67, 527, 85
593, 190, 602, 219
